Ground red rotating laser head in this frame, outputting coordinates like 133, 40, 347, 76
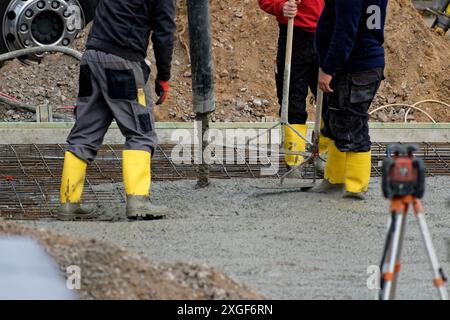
382, 144, 426, 199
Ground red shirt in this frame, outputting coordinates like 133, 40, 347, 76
258, 0, 324, 33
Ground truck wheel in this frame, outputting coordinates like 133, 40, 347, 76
0, 0, 98, 64
0, 0, 10, 58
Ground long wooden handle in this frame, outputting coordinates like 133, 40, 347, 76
313, 86, 324, 147
280, 4, 295, 124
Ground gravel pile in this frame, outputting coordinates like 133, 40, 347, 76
0, 220, 263, 300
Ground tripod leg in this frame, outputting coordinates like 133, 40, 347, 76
380, 214, 396, 300
415, 210, 449, 300
381, 212, 404, 300
391, 212, 408, 299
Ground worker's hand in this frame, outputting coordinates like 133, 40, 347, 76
155, 79, 169, 105
318, 69, 334, 94
283, 0, 301, 19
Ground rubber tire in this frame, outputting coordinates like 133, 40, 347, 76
0, 0, 98, 68
0, 0, 98, 55
0, 0, 10, 58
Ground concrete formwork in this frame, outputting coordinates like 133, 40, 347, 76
1, 122, 450, 144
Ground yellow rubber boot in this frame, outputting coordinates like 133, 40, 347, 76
344, 151, 372, 200
284, 124, 307, 168
313, 141, 346, 193
58, 152, 95, 220
123, 150, 168, 219
60, 152, 87, 204
318, 134, 330, 155
325, 141, 346, 184
123, 150, 151, 197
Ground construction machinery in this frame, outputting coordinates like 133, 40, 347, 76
428, 0, 450, 35
0, 0, 98, 63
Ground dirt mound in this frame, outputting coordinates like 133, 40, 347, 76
0, 0, 449, 123
0, 221, 263, 300
167, 0, 279, 123
373, 0, 450, 122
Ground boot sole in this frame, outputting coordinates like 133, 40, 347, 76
126, 209, 167, 221
127, 214, 166, 221
343, 192, 366, 200
57, 212, 100, 221
311, 184, 345, 194
57, 206, 100, 221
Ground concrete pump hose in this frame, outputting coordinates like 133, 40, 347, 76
0, 46, 82, 120
0, 46, 82, 63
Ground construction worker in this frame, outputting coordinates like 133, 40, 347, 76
258, 0, 330, 173
314, 0, 387, 199
58, 0, 176, 220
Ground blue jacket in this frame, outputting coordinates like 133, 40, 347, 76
315, 0, 387, 75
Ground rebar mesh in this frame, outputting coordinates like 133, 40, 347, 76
1, 143, 449, 219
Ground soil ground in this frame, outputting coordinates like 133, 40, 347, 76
1, 0, 449, 123
14, 177, 450, 300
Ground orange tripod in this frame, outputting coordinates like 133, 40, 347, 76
379, 195, 448, 300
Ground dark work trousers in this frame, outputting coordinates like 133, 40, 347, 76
276, 24, 325, 125
325, 67, 384, 152
67, 50, 156, 163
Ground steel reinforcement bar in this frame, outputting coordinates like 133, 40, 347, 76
1, 143, 449, 219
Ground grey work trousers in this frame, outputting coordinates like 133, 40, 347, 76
67, 50, 157, 162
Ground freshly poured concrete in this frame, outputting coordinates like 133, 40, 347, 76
21, 177, 450, 300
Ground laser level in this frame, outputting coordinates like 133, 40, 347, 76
378, 144, 448, 300
382, 144, 425, 199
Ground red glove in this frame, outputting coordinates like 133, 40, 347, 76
155, 79, 169, 105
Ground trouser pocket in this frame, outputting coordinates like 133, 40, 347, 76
105, 69, 137, 100
349, 71, 382, 110
78, 64, 93, 98
138, 113, 152, 133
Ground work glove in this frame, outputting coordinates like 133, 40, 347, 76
155, 78, 169, 105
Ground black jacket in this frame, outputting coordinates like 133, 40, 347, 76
86, 0, 176, 81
